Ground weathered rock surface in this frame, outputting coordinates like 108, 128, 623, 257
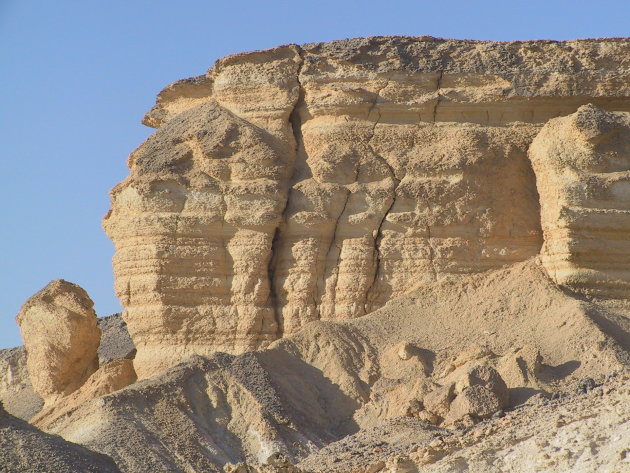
11, 36, 629, 473
16, 279, 101, 402
38, 259, 630, 472
0, 346, 43, 420
297, 372, 630, 473
0, 401, 121, 473
104, 37, 630, 378
0, 313, 134, 421
33, 359, 137, 428
97, 313, 136, 364
530, 105, 630, 297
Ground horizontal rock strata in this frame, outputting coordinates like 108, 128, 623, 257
104, 37, 630, 378
530, 105, 630, 297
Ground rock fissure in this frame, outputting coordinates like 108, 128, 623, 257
267, 45, 306, 336
363, 79, 401, 314
318, 188, 353, 319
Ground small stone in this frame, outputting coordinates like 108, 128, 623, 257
576, 377, 597, 394
446, 385, 503, 423
424, 383, 456, 418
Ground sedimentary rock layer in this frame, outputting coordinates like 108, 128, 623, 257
104, 37, 630, 378
530, 105, 630, 297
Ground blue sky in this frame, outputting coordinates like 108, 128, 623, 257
1, 0, 628, 349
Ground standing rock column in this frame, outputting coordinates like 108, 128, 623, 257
16, 280, 100, 403
529, 105, 630, 297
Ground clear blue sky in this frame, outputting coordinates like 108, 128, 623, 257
1, 1, 628, 349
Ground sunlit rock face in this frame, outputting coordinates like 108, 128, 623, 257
16, 280, 100, 401
530, 105, 630, 297
104, 37, 630, 378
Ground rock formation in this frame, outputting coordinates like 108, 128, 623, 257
104, 37, 630, 378
530, 105, 630, 297
4, 35, 630, 473
16, 279, 101, 402
32, 359, 137, 428
36, 258, 630, 472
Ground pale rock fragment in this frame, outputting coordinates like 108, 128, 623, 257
452, 343, 493, 368
423, 383, 456, 419
445, 385, 503, 423
497, 344, 543, 390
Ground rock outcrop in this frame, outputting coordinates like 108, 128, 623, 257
103, 37, 630, 378
530, 105, 630, 297
32, 359, 137, 428
39, 259, 630, 472
16, 279, 101, 402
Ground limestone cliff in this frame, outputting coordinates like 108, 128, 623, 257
103, 37, 630, 378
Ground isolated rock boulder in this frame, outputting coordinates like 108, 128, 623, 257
423, 364, 509, 425
445, 384, 503, 423
16, 280, 101, 402
456, 364, 509, 407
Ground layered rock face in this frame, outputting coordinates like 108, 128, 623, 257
16, 280, 101, 402
530, 105, 630, 297
104, 37, 630, 378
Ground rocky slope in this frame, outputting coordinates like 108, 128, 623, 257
103, 36, 630, 378
33, 259, 630, 473
2, 36, 630, 473
0, 402, 121, 473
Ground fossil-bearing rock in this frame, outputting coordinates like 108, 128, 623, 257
103, 36, 630, 378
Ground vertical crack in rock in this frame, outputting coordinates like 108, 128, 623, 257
364, 80, 401, 314
318, 187, 352, 320
268, 45, 306, 336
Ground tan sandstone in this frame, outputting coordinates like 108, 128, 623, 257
529, 105, 630, 297
32, 359, 137, 428
16, 280, 101, 402
103, 37, 630, 378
